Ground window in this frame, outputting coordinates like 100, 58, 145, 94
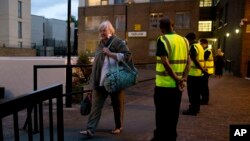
149, 13, 163, 29
115, 15, 125, 31
149, 40, 157, 56
18, 41, 23, 48
86, 0, 108, 6
18, 21, 22, 38
150, 0, 164, 2
199, 0, 212, 7
18, 1, 22, 18
114, 0, 125, 4
85, 16, 108, 30
85, 40, 99, 55
198, 21, 212, 32
175, 12, 190, 29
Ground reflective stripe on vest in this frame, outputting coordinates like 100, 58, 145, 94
156, 34, 188, 88
188, 43, 204, 76
204, 48, 214, 74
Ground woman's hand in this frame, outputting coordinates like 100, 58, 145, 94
103, 48, 118, 60
103, 48, 112, 56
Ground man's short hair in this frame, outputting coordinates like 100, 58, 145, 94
185, 32, 196, 41
200, 38, 208, 44
159, 17, 173, 31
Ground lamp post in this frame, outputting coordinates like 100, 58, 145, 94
66, 0, 72, 107
125, 4, 128, 42
124, 0, 133, 43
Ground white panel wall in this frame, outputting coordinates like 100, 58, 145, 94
0, 57, 69, 98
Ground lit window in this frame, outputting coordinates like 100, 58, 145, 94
175, 12, 190, 29
86, 0, 108, 6
198, 21, 212, 32
115, 15, 125, 31
84, 16, 108, 30
149, 13, 163, 29
199, 0, 212, 7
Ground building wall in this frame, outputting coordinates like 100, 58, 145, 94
31, 16, 68, 55
0, 48, 36, 56
240, 0, 250, 77
47, 19, 67, 41
31, 15, 46, 47
0, 0, 31, 48
0, 0, 10, 47
78, 0, 198, 64
213, 0, 245, 76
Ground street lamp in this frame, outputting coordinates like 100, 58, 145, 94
66, 0, 72, 107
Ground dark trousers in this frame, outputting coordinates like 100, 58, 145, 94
201, 74, 210, 103
153, 86, 182, 141
187, 76, 203, 113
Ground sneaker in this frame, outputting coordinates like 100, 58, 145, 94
80, 129, 94, 137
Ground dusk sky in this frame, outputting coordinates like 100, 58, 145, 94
31, 0, 79, 20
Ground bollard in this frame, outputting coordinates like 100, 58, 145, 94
0, 87, 4, 99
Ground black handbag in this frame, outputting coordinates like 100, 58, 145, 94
80, 93, 92, 115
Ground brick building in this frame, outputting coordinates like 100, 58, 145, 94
78, 0, 250, 77
78, 0, 199, 64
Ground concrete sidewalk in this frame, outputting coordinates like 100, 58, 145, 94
61, 70, 250, 141
3, 69, 250, 141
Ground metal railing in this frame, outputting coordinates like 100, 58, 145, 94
0, 84, 64, 141
22, 64, 92, 132
0, 62, 155, 140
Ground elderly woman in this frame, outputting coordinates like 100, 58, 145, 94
80, 20, 131, 137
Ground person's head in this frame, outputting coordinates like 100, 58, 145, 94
98, 20, 115, 41
200, 38, 208, 49
159, 17, 174, 34
185, 32, 196, 44
217, 48, 224, 56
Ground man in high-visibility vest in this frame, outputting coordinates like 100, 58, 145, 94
200, 38, 214, 105
183, 33, 207, 116
151, 17, 190, 141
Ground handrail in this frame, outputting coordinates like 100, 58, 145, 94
0, 84, 64, 141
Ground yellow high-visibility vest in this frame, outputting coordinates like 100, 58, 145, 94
155, 34, 189, 88
188, 43, 204, 76
204, 48, 214, 75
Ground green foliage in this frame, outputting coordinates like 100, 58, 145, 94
77, 52, 91, 65
72, 52, 92, 103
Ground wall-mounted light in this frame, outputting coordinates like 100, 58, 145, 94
235, 29, 240, 34
226, 33, 230, 37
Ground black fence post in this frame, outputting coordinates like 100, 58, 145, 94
0, 87, 4, 99
66, 0, 72, 108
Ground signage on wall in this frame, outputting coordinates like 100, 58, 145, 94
246, 24, 250, 33
128, 31, 147, 37
134, 24, 141, 31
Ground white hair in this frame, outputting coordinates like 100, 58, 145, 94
98, 20, 115, 35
